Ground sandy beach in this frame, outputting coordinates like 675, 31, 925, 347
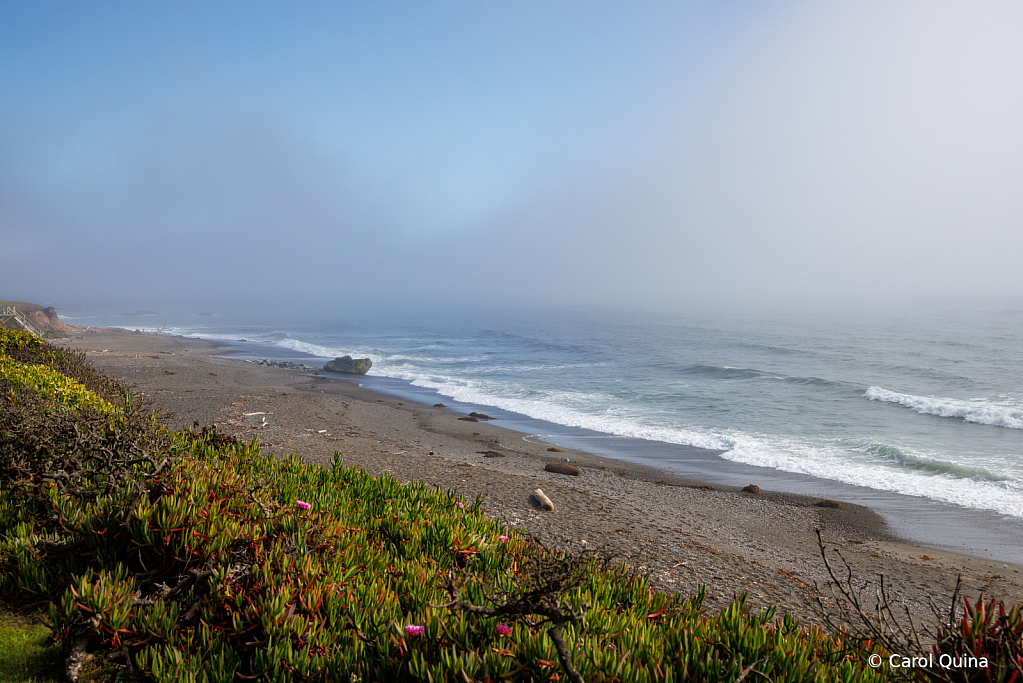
62, 327, 1023, 627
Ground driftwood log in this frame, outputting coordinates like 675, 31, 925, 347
544, 462, 579, 476
532, 488, 555, 511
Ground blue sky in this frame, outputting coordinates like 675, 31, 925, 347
3, 1, 1022, 313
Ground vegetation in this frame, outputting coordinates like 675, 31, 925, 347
0, 358, 113, 414
0, 611, 62, 683
1, 329, 1021, 682
0, 302, 48, 315
0, 330, 126, 405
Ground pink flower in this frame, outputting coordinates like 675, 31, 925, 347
495, 624, 512, 636
296, 500, 311, 511
499, 535, 508, 541
456, 502, 464, 509
404, 624, 425, 637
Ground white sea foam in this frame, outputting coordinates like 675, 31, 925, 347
865, 387, 1023, 429
412, 375, 1023, 516
272, 337, 364, 361
164, 328, 384, 368
377, 365, 1023, 518
377, 366, 729, 451
719, 432, 1023, 517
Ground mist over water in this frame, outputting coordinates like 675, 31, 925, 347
5, 3, 1023, 315
67, 305, 1023, 521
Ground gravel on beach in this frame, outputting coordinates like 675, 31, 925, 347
65, 327, 1023, 628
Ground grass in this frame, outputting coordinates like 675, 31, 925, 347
0, 611, 62, 683
0, 302, 46, 314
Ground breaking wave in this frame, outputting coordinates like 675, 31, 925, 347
865, 387, 1023, 429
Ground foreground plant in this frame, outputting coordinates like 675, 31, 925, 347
0, 437, 892, 682
815, 529, 1023, 683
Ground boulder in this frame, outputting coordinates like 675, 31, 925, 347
324, 355, 372, 374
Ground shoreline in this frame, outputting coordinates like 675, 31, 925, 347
209, 329, 1023, 566
63, 327, 1023, 624
311, 369, 1023, 566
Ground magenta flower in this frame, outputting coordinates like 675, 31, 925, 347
499, 535, 508, 541
456, 502, 464, 509
404, 624, 425, 637
296, 500, 311, 511
496, 624, 512, 636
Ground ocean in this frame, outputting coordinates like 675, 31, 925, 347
66, 305, 1023, 559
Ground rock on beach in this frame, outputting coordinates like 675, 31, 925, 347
324, 356, 372, 374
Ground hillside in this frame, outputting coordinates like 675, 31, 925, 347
0, 300, 75, 336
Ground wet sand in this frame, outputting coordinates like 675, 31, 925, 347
63, 327, 1023, 627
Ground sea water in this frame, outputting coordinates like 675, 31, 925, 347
67, 306, 1023, 553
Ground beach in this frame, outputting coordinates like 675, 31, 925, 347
64, 327, 1023, 627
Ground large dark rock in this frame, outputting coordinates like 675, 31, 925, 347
324, 355, 372, 374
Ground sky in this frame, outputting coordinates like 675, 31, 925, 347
2, 1, 1022, 315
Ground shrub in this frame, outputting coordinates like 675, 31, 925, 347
0, 357, 112, 413
927, 595, 1023, 683
0, 330, 126, 406
0, 435, 893, 682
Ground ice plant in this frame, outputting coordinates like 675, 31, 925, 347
495, 624, 512, 636
404, 624, 425, 637
456, 502, 464, 509
296, 500, 311, 511
499, 535, 508, 541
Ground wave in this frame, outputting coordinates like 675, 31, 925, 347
682, 364, 850, 389
865, 387, 1023, 429
719, 433, 1023, 518
860, 441, 1008, 481
378, 365, 1023, 516
159, 328, 382, 367
682, 364, 772, 380
377, 368, 732, 452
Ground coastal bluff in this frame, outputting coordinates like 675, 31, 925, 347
0, 300, 75, 336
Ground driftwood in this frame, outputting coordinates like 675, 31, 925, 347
544, 462, 579, 476
532, 488, 555, 511
66, 616, 100, 682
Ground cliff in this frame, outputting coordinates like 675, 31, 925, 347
0, 300, 76, 336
